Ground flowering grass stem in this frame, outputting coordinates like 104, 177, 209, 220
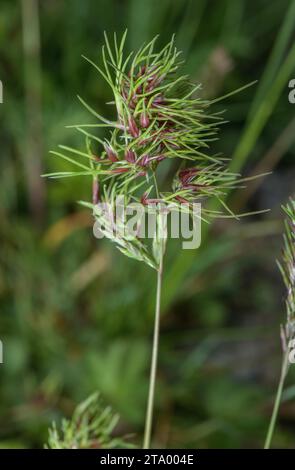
264, 199, 294, 449
47, 32, 261, 449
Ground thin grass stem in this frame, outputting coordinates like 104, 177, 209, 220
264, 350, 290, 449
143, 255, 163, 449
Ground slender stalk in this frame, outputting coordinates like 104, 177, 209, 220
143, 256, 163, 449
264, 350, 289, 449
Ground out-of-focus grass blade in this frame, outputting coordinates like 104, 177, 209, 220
248, 0, 295, 118
230, 40, 295, 173
176, 0, 206, 54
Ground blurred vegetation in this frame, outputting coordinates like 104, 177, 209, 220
0, 0, 294, 449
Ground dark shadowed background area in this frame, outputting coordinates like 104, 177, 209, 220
0, 0, 295, 448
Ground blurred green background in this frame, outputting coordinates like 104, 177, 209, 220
0, 0, 295, 449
